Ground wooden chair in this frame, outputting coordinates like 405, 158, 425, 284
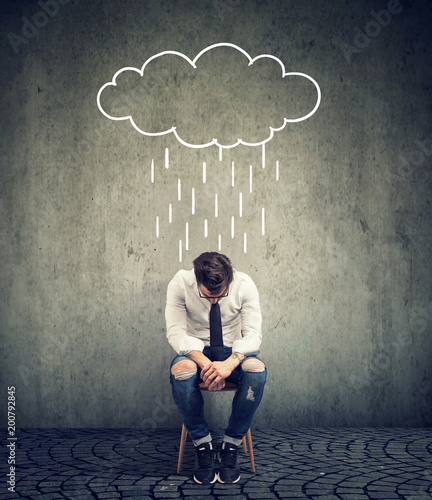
177, 381, 255, 474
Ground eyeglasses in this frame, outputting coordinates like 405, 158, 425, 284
198, 286, 229, 300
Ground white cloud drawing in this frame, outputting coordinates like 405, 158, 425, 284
97, 43, 321, 149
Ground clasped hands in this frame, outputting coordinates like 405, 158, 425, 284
201, 361, 232, 391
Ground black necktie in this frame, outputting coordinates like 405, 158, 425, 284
210, 302, 224, 361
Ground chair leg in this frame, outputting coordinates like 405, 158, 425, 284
246, 429, 255, 472
177, 424, 187, 474
242, 436, 247, 453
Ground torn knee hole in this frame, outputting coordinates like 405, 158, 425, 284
171, 361, 197, 380
242, 359, 265, 372
172, 369, 197, 380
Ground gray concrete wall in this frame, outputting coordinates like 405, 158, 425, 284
1, 0, 431, 429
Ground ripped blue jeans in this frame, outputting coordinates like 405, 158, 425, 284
170, 346, 267, 447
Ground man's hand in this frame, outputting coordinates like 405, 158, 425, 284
201, 361, 232, 391
187, 350, 247, 391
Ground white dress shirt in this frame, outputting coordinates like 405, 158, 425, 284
165, 269, 262, 356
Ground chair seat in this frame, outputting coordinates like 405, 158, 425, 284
198, 381, 239, 391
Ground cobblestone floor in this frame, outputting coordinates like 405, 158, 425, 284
1, 428, 431, 499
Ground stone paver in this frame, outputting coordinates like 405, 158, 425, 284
0, 428, 431, 499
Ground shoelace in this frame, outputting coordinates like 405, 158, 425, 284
220, 444, 238, 468
196, 445, 213, 469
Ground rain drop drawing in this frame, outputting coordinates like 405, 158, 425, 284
97, 43, 321, 261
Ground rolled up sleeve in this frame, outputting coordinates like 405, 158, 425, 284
231, 277, 262, 356
165, 278, 205, 355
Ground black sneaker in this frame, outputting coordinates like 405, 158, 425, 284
193, 442, 217, 484
218, 442, 240, 483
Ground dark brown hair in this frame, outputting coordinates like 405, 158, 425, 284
193, 252, 233, 295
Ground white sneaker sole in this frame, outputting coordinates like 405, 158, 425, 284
193, 473, 218, 484
217, 473, 241, 484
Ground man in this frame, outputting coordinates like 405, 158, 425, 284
166, 251, 267, 484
